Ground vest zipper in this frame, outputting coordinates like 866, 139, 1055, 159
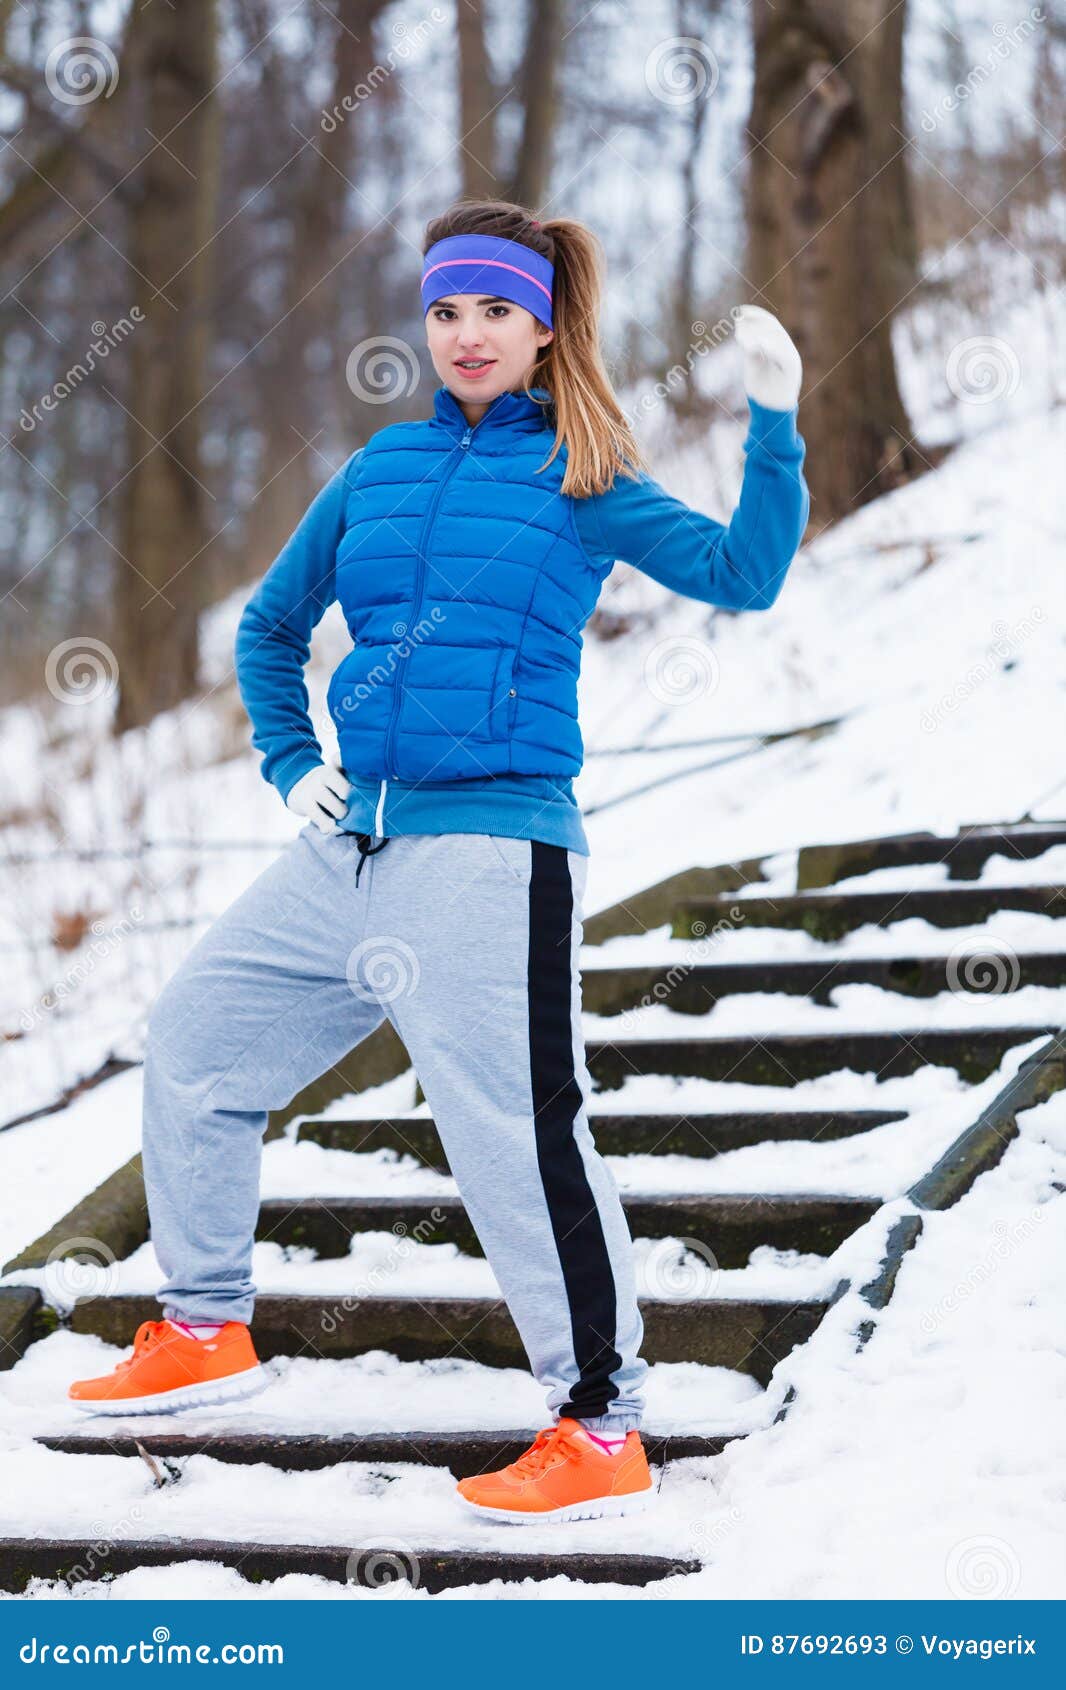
381, 410, 484, 779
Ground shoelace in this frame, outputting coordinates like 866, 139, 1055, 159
508, 1424, 583, 1480
115, 1319, 168, 1372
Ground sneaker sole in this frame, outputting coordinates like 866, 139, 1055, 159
68, 1363, 270, 1416
455, 1485, 654, 1525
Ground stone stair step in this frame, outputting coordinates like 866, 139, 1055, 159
69, 1292, 828, 1385
0, 1536, 695, 1594
296, 1107, 908, 1164
0, 1287, 41, 1372
16, 819, 1060, 1600
256, 1192, 878, 1267
585, 1025, 1058, 1090
34, 1426, 740, 1473
675, 884, 1066, 941
580, 950, 1066, 1015
796, 823, 1066, 890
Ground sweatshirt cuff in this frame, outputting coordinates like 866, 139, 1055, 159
745, 396, 803, 456
274, 747, 325, 805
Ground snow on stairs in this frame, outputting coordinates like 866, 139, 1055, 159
297, 1105, 909, 1160
66, 1287, 828, 1380
793, 821, 1066, 888
13, 819, 1066, 1594
676, 882, 1066, 942
251, 1193, 880, 1265
580, 949, 1066, 1014
0, 1538, 696, 1594
36, 1427, 739, 1473
584, 1026, 1059, 1089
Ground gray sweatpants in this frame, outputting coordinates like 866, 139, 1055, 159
141, 823, 648, 1431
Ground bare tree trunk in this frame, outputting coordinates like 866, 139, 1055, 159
670, 0, 716, 417
114, 0, 220, 732
0, 16, 141, 275
746, 0, 925, 525
510, 0, 562, 211
247, 0, 388, 568
457, 0, 498, 198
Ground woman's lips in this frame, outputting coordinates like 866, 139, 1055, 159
453, 359, 497, 381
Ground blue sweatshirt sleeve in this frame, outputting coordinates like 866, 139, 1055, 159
234, 449, 362, 803
573, 399, 809, 610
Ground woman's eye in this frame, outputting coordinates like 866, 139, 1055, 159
432, 304, 508, 321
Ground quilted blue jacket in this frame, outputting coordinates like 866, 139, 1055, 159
235, 383, 809, 853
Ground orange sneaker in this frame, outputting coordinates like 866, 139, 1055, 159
67, 1319, 268, 1415
455, 1418, 654, 1523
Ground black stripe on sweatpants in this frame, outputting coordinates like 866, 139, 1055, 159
527, 840, 623, 1421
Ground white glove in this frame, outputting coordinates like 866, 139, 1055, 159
285, 762, 351, 834
734, 304, 803, 411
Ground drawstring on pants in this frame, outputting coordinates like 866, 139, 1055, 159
354, 832, 390, 887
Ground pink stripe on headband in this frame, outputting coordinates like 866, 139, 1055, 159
421, 256, 553, 306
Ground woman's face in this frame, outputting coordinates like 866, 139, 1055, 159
425, 294, 553, 408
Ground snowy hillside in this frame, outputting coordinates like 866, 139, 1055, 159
0, 216, 1063, 1600
1, 229, 1063, 1126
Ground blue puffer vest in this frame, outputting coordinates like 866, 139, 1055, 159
327, 384, 605, 783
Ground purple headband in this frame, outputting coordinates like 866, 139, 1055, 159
421, 233, 554, 329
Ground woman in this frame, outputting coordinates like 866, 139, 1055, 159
68, 201, 808, 1525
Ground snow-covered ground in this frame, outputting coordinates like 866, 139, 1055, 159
5, 1341, 769, 1446
2, 1064, 1062, 1600
0, 210, 1063, 1595
3, 317, 1064, 1127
